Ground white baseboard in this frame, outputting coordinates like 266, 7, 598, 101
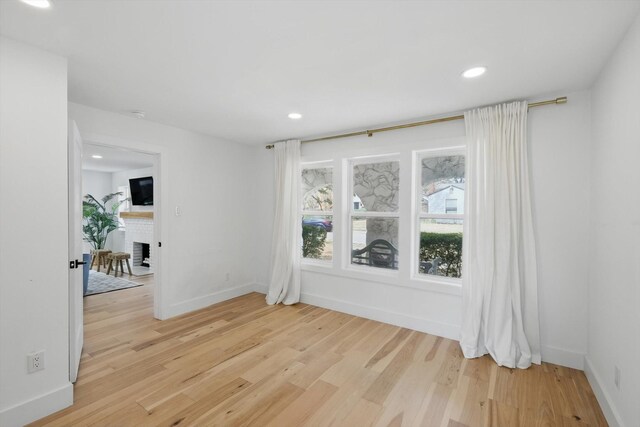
540, 345, 585, 370
164, 282, 258, 318
0, 382, 73, 427
299, 291, 460, 341
584, 356, 624, 427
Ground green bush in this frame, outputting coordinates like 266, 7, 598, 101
302, 225, 327, 258
419, 232, 462, 277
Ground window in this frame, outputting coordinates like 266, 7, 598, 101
301, 166, 333, 261
350, 158, 399, 270
445, 198, 458, 214
418, 154, 465, 278
117, 185, 130, 229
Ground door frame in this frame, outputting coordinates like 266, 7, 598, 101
77, 132, 168, 319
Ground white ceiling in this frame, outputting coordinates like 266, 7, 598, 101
1, 1, 639, 145
83, 143, 154, 173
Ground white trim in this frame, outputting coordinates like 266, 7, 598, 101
351, 211, 400, 218
300, 292, 460, 340
419, 213, 465, 220
540, 345, 584, 370
300, 258, 333, 268
301, 160, 334, 169
302, 211, 333, 217
301, 262, 462, 296
584, 356, 624, 427
349, 152, 401, 165
0, 383, 73, 427
164, 282, 258, 318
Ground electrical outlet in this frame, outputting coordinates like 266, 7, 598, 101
614, 366, 620, 390
27, 351, 45, 373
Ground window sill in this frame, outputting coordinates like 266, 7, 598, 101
300, 263, 462, 296
301, 259, 333, 268
409, 274, 463, 295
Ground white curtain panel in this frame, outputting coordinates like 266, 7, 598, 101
460, 101, 541, 369
266, 139, 302, 305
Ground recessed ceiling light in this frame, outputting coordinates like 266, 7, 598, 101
20, 0, 51, 9
288, 112, 302, 120
462, 66, 487, 79
91, 155, 103, 159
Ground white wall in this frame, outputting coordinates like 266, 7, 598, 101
0, 38, 72, 426
81, 170, 113, 252
82, 170, 112, 201
254, 89, 593, 370
587, 13, 640, 427
68, 102, 259, 319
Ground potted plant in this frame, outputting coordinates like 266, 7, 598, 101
82, 192, 126, 250
82, 193, 126, 293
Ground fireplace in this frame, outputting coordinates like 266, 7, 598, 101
133, 242, 151, 268
122, 213, 153, 272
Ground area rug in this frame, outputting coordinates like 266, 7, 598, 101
86, 270, 142, 296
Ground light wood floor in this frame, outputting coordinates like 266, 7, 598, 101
30, 274, 607, 426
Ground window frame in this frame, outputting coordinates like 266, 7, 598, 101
346, 154, 401, 274
300, 161, 334, 266
413, 147, 466, 283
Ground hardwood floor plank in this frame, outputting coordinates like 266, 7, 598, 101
27, 271, 608, 427
265, 380, 338, 427
363, 331, 424, 405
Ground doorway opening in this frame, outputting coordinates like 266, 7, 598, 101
81, 142, 158, 297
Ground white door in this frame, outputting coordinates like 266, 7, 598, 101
69, 120, 84, 383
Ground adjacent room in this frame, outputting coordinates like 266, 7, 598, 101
0, 1, 639, 426
82, 143, 156, 295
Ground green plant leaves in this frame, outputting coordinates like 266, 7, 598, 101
82, 192, 126, 250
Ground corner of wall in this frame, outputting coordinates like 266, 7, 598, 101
163, 282, 261, 319
540, 345, 585, 370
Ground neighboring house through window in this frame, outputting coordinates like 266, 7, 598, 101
417, 152, 465, 278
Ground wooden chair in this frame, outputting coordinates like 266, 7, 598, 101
90, 249, 112, 272
351, 239, 398, 269
106, 252, 132, 277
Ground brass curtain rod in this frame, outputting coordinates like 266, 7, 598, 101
265, 96, 567, 149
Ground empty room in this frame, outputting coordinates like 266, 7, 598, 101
0, 1, 639, 426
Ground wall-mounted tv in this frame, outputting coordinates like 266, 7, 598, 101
129, 176, 153, 206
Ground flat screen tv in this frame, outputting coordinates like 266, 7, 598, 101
129, 176, 154, 206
